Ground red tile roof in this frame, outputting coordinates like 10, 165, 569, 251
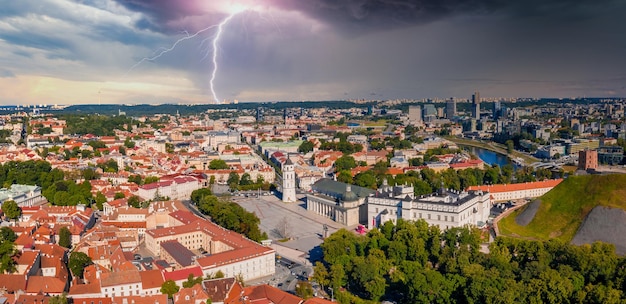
243, 285, 302, 304
467, 179, 563, 193
139, 269, 164, 289
26, 276, 67, 294
168, 210, 200, 225
0, 274, 27, 292
163, 266, 203, 282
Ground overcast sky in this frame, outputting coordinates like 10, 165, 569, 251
1, 0, 625, 105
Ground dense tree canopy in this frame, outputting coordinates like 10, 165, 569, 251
68, 252, 92, 279
208, 159, 228, 170
314, 219, 626, 303
298, 140, 315, 154
58, 226, 71, 248
1, 200, 21, 221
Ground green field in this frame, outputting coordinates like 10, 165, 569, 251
498, 174, 626, 241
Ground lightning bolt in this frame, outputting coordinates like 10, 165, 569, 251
210, 12, 241, 104
127, 26, 219, 73
128, 11, 245, 104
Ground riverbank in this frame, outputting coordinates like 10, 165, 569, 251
446, 137, 539, 165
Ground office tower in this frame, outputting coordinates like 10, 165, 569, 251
423, 104, 437, 117
446, 98, 456, 119
472, 91, 481, 120
493, 101, 501, 120
408, 105, 422, 124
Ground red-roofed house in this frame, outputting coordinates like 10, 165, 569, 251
163, 266, 204, 287
174, 283, 210, 304
243, 284, 303, 304
145, 217, 275, 281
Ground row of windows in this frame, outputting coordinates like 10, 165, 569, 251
412, 212, 455, 223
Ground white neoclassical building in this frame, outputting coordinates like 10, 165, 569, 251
367, 181, 491, 230
305, 179, 375, 226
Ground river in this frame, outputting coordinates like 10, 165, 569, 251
464, 146, 512, 167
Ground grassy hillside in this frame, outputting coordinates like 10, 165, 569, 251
498, 174, 626, 241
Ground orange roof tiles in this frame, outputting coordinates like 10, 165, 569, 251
243, 284, 302, 304
163, 266, 203, 282
139, 269, 164, 289
467, 179, 563, 193
0, 274, 27, 292
26, 276, 67, 294
168, 210, 200, 225
100, 270, 141, 287
69, 281, 102, 295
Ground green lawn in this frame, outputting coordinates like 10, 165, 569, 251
498, 174, 626, 241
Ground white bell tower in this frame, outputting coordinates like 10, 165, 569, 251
282, 155, 296, 203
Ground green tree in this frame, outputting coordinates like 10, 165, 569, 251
124, 137, 136, 148
58, 226, 72, 248
337, 170, 353, 184
127, 195, 143, 208
239, 173, 253, 186
82, 168, 99, 180
182, 273, 203, 288
68, 252, 92, 279
144, 176, 160, 184
334, 155, 356, 172
191, 188, 213, 205
114, 192, 125, 199
505, 140, 514, 154
295, 280, 314, 299
313, 262, 330, 291
298, 141, 315, 153
94, 192, 106, 210
87, 140, 107, 149
209, 159, 229, 170
0, 227, 17, 243
160, 280, 180, 299
1, 200, 21, 221
48, 293, 68, 304
227, 172, 240, 190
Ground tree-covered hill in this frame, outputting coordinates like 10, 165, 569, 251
314, 220, 626, 303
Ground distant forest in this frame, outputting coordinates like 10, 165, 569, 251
0, 97, 615, 117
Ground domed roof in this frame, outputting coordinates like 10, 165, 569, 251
343, 185, 359, 202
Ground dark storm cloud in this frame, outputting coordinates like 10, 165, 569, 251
114, 0, 619, 34
270, 0, 622, 34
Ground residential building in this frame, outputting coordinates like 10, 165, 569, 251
467, 179, 563, 202
144, 217, 275, 281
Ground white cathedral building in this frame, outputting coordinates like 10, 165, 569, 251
282, 156, 297, 203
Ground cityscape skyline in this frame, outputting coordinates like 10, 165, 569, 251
1, 0, 626, 105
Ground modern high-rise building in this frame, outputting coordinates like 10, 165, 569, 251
493, 101, 501, 120
423, 104, 437, 117
472, 91, 481, 120
408, 105, 422, 124
446, 98, 456, 119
